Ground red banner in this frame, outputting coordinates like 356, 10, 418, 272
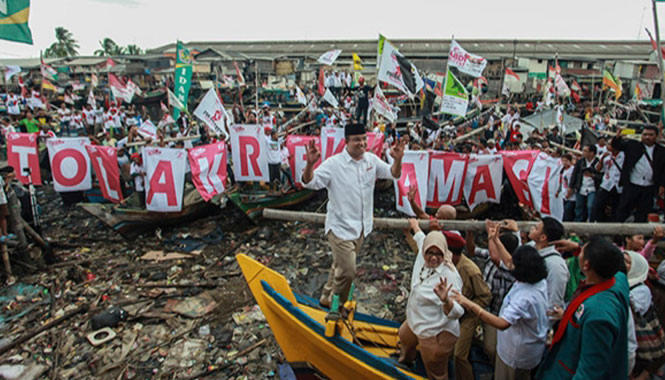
366, 132, 385, 157
6, 132, 41, 185
463, 154, 504, 211
86, 145, 123, 203
188, 142, 227, 201
320, 127, 345, 162
286, 135, 321, 188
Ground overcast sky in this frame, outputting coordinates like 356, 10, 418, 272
0, 0, 664, 58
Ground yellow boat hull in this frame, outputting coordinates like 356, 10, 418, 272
237, 254, 426, 380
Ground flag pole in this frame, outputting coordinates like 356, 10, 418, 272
651, 0, 665, 123
254, 61, 259, 111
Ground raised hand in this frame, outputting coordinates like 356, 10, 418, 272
389, 136, 406, 162
306, 139, 320, 165
433, 277, 453, 303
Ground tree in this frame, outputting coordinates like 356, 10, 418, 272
43, 27, 79, 58
94, 38, 123, 56
124, 44, 143, 55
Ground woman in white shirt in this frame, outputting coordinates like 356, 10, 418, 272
449, 242, 549, 380
399, 219, 464, 380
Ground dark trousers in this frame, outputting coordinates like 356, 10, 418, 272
268, 163, 281, 185
564, 200, 576, 221
592, 187, 621, 222
616, 183, 656, 222
355, 103, 369, 126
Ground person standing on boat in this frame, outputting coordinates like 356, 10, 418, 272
400, 218, 464, 380
302, 122, 405, 308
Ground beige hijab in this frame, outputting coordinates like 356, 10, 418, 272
422, 231, 455, 269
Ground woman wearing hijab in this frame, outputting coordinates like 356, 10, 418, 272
399, 219, 464, 380
447, 243, 549, 380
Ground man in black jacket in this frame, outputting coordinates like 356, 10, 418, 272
612, 125, 665, 222
567, 144, 600, 222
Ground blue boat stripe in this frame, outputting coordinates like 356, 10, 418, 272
294, 292, 401, 328
261, 281, 414, 380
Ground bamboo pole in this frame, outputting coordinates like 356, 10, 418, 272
452, 125, 489, 145
279, 120, 316, 137
550, 141, 582, 155
262, 208, 664, 235
125, 134, 200, 148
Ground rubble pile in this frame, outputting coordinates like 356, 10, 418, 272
0, 187, 417, 379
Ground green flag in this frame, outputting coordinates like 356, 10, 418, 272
173, 40, 193, 120
0, 0, 33, 45
440, 70, 469, 117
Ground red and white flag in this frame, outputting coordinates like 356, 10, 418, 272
137, 120, 157, 140
395, 151, 430, 216
501, 150, 539, 208
320, 127, 345, 162
233, 61, 245, 86
46, 137, 92, 192
317, 49, 342, 66
427, 151, 468, 207
6, 132, 41, 185
463, 154, 503, 211
286, 135, 321, 188
527, 152, 564, 220
228, 125, 269, 182
188, 142, 228, 201
108, 73, 133, 103
143, 147, 187, 212
366, 132, 385, 157
86, 144, 123, 203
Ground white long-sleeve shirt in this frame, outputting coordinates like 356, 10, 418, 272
303, 148, 396, 240
406, 231, 464, 338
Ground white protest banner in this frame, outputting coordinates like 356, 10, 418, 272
193, 88, 230, 138
86, 144, 123, 203
317, 49, 342, 66
322, 88, 339, 108
286, 135, 321, 188
440, 70, 469, 117
528, 152, 564, 220
143, 147, 187, 212
448, 40, 487, 78
463, 154, 503, 211
229, 124, 269, 182
370, 86, 398, 122
427, 151, 468, 207
395, 151, 430, 216
137, 120, 157, 140
4, 65, 20, 82
501, 150, 539, 208
46, 137, 92, 192
320, 127, 345, 162
6, 132, 41, 185
188, 141, 227, 201
377, 35, 424, 97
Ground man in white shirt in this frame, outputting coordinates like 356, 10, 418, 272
265, 129, 282, 192
302, 123, 405, 307
527, 217, 569, 322
614, 125, 665, 222
591, 145, 624, 222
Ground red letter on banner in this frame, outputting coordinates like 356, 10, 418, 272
52, 149, 87, 187
238, 136, 261, 177
147, 161, 177, 206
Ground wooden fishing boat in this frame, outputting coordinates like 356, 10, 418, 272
79, 188, 222, 237
237, 253, 427, 380
227, 188, 315, 220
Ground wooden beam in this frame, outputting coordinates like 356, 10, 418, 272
262, 208, 663, 235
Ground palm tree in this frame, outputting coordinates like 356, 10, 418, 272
124, 44, 143, 55
94, 38, 123, 56
43, 27, 79, 58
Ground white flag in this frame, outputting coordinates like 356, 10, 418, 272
317, 49, 342, 66
296, 86, 307, 105
527, 152, 564, 221
87, 89, 96, 108
322, 88, 339, 108
4, 65, 20, 82
370, 86, 398, 122
137, 120, 157, 139
447, 40, 487, 78
46, 137, 93, 193
377, 36, 423, 97
167, 88, 186, 112
193, 88, 230, 138
127, 80, 143, 97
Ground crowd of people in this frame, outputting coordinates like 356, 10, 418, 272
2, 67, 665, 379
